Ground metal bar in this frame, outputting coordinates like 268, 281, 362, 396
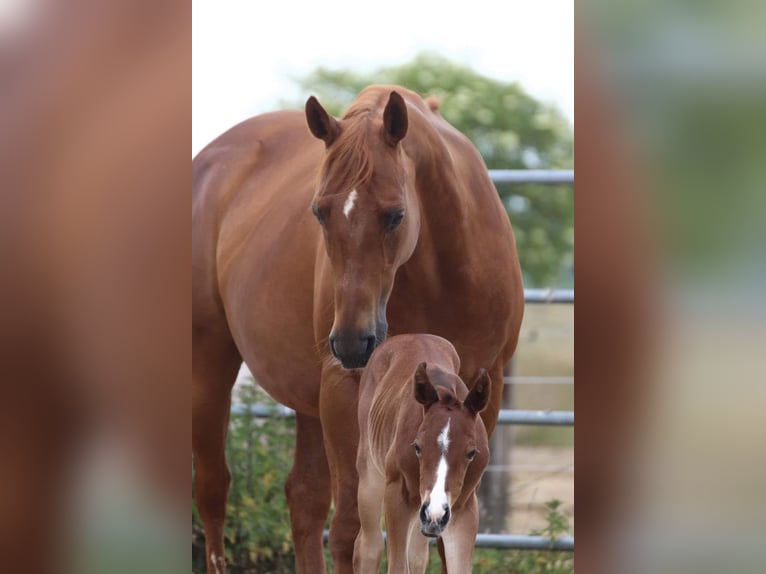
497, 409, 573, 426
321, 530, 573, 551
524, 288, 574, 303
231, 404, 296, 417
232, 405, 573, 426
489, 169, 574, 185
472, 534, 574, 551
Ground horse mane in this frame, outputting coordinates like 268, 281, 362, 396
320, 117, 374, 193
430, 369, 461, 407
318, 89, 391, 193
320, 92, 381, 191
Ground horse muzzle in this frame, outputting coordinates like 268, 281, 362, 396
329, 329, 377, 369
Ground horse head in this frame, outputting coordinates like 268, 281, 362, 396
412, 362, 491, 537
305, 91, 420, 369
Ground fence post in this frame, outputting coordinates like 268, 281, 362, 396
477, 360, 514, 532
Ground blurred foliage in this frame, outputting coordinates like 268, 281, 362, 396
286, 53, 574, 287
468, 499, 573, 574
193, 382, 298, 573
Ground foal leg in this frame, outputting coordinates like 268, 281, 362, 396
383, 478, 414, 574
353, 460, 385, 574
319, 366, 361, 574
406, 518, 431, 573
285, 413, 331, 574
192, 332, 241, 574
440, 494, 481, 573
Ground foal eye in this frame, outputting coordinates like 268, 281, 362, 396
466, 449, 477, 461
383, 209, 404, 231
413, 443, 422, 456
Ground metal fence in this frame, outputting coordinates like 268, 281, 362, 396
236, 170, 574, 552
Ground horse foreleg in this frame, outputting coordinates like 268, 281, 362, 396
480, 363, 507, 438
439, 493, 480, 573
319, 368, 361, 574
285, 413, 331, 574
192, 334, 240, 574
436, 538, 448, 574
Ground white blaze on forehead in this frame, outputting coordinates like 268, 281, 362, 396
437, 419, 451, 452
427, 456, 449, 521
426, 419, 452, 522
343, 189, 358, 218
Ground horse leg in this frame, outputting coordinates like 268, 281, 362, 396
383, 477, 413, 574
285, 413, 331, 574
406, 518, 431, 573
319, 367, 361, 574
192, 331, 240, 574
440, 493, 480, 573
480, 363, 507, 437
436, 538, 448, 574
353, 458, 385, 574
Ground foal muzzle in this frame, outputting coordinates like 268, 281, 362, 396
420, 501, 451, 538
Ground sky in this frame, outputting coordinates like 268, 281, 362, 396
193, 0, 573, 155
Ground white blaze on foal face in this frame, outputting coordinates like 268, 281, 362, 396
426, 418, 451, 521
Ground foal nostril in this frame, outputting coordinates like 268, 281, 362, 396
419, 502, 429, 524
440, 505, 451, 527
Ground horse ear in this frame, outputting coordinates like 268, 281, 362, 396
414, 362, 438, 409
305, 95, 339, 146
382, 91, 408, 146
464, 369, 491, 415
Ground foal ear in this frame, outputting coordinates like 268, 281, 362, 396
382, 91, 408, 146
305, 95, 340, 147
413, 362, 438, 408
464, 369, 491, 415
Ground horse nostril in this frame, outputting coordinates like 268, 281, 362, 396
419, 503, 429, 524
364, 335, 376, 356
329, 338, 339, 358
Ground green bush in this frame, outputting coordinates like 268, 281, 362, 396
193, 383, 297, 573
193, 385, 573, 573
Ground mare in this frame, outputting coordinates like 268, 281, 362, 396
192, 85, 524, 573
355, 334, 490, 574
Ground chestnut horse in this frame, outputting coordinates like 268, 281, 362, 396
355, 334, 490, 573
192, 85, 523, 573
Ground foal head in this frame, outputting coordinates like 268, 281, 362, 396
411, 363, 490, 538
305, 90, 420, 369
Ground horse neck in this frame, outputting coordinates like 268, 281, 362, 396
404, 125, 473, 271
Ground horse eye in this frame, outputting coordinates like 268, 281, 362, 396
413, 443, 421, 456
383, 209, 404, 231
466, 449, 477, 461
312, 204, 325, 226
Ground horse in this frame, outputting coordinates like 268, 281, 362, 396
192, 85, 524, 573
355, 334, 490, 573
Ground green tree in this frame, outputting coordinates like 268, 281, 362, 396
287, 53, 573, 287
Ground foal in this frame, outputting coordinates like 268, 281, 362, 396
355, 334, 490, 573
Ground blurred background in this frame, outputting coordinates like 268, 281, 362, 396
10, 0, 763, 573
193, 1, 573, 572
